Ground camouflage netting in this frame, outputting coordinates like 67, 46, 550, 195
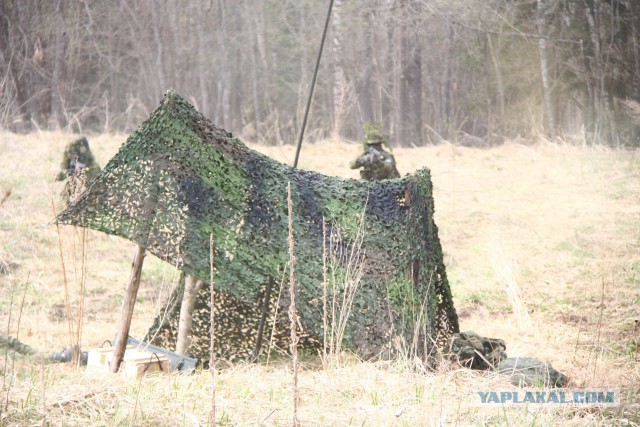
56, 90, 458, 364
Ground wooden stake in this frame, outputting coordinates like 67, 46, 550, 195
176, 275, 203, 355
111, 244, 146, 373
251, 277, 274, 362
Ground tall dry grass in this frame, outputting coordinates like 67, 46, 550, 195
0, 131, 638, 425
208, 233, 216, 426
489, 238, 533, 331
286, 182, 300, 426
321, 213, 367, 368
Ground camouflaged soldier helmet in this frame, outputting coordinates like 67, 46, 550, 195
364, 128, 386, 145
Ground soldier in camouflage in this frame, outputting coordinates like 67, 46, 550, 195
56, 136, 101, 203
447, 331, 569, 386
350, 126, 400, 180
447, 331, 507, 370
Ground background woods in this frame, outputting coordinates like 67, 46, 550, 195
1, 0, 639, 147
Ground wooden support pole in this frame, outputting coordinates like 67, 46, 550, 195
176, 275, 204, 355
111, 244, 146, 373
251, 277, 274, 362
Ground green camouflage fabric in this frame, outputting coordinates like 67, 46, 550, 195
447, 331, 507, 370
56, 90, 458, 364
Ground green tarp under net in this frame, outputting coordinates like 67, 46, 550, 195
56, 90, 458, 364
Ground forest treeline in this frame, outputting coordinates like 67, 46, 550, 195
1, 0, 639, 147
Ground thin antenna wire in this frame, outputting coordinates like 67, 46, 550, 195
293, 0, 335, 169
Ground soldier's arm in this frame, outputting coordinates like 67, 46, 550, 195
55, 152, 71, 181
350, 155, 365, 169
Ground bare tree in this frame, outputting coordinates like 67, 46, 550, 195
331, 0, 344, 137
537, 0, 556, 137
396, 0, 422, 145
1, 0, 638, 146
50, 0, 67, 129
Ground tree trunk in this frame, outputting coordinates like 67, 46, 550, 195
357, 9, 374, 129
331, 0, 344, 138
51, 0, 67, 129
250, 31, 261, 140
487, 33, 505, 129
442, 23, 454, 140
150, 0, 167, 94
629, 0, 640, 144
254, 0, 276, 142
537, 0, 555, 138
584, 0, 617, 144
631, 1, 640, 101
0, 2, 30, 131
196, 0, 210, 119
397, 0, 422, 146
215, 0, 230, 129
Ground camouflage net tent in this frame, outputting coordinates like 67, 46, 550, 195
57, 90, 458, 364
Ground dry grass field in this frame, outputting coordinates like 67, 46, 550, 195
1, 131, 639, 425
